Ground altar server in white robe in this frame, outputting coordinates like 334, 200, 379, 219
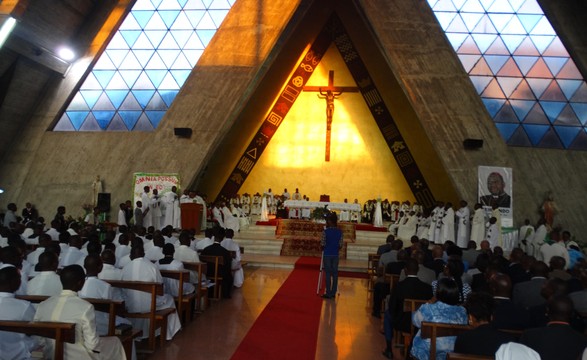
486, 217, 499, 249
213, 203, 225, 227
530, 218, 548, 260
221, 229, 244, 288
117, 203, 127, 226
194, 193, 207, 231
34, 265, 127, 360
0, 266, 38, 360
140, 186, 152, 228
440, 203, 455, 243
222, 202, 240, 233
150, 189, 162, 230
398, 211, 418, 241
469, 203, 486, 247
163, 187, 177, 228
434, 204, 445, 244
121, 246, 181, 341
455, 200, 470, 248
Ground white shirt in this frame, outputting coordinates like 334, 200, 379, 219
117, 209, 127, 226
98, 264, 122, 281
0, 292, 37, 360
26, 247, 45, 266
45, 227, 61, 241
79, 276, 113, 300
145, 246, 164, 262
156, 259, 195, 296
27, 271, 62, 296
34, 290, 126, 360
195, 237, 214, 251
59, 247, 86, 268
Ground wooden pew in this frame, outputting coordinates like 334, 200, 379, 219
395, 298, 429, 357
17, 295, 141, 360
0, 321, 75, 360
182, 261, 208, 311
420, 321, 472, 360
199, 255, 225, 299
367, 253, 380, 291
105, 280, 175, 352
160, 269, 196, 324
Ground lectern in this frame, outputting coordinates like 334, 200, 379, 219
181, 203, 203, 234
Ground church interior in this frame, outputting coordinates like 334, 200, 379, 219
0, 0, 587, 359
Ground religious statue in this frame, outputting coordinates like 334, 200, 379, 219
540, 191, 558, 227
91, 175, 102, 207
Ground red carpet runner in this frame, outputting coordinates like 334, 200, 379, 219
231, 258, 323, 360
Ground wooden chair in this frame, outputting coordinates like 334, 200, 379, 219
446, 353, 493, 359
17, 295, 141, 360
182, 261, 208, 311
160, 269, 196, 324
393, 298, 428, 357
0, 321, 75, 360
367, 253, 381, 291
105, 280, 175, 352
420, 321, 472, 360
199, 255, 224, 299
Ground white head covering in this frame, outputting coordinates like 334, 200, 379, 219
495, 342, 540, 360
66, 228, 78, 236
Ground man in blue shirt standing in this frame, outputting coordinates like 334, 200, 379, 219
320, 212, 343, 299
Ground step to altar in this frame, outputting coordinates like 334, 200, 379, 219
234, 223, 389, 262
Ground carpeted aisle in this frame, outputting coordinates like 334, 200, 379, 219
230, 257, 323, 360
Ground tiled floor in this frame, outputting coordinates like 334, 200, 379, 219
147, 266, 385, 359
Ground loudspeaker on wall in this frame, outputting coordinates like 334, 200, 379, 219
97, 193, 111, 212
463, 138, 483, 149
174, 127, 192, 138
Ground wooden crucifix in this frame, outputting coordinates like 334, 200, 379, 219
303, 70, 359, 161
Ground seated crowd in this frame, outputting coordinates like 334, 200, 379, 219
374, 231, 587, 360
0, 203, 244, 359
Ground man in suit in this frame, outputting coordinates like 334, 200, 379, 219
513, 261, 549, 309
201, 226, 233, 299
506, 248, 530, 285
454, 292, 517, 356
382, 258, 433, 359
520, 295, 587, 360
424, 245, 445, 277
377, 234, 395, 255
490, 273, 530, 330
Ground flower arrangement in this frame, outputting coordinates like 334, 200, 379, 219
310, 205, 331, 221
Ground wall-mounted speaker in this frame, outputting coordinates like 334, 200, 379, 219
97, 193, 111, 212
463, 138, 483, 150
174, 127, 192, 138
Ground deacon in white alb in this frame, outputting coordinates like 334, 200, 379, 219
455, 200, 470, 248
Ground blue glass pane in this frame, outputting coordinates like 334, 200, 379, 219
494, 123, 518, 140
482, 98, 506, 117
523, 124, 549, 145
509, 99, 535, 120
554, 126, 581, 148
571, 103, 587, 125
56, 0, 233, 131
540, 101, 566, 123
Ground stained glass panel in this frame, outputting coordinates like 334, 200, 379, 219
55, 0, 235, 132
429, 0, 587, 149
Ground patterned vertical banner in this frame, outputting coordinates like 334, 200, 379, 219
216, 25, 333, 201
329, 16, 437, 209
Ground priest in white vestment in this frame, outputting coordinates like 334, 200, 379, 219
34, 265, 127, 360
221, 203, 240, 233
440, 203, 455, 243
519, 219, 535, 255
162, 187, 178, 228
151, 189, 162, 230
213, 203, 225, 227
428, 203, 442, 243
455, 201, 470, 248
117, 203, 127, 226
398, 211, 418, 241
121, 247, 181, 341
221, 229, 244, 288
27, 252, 62, 296
194, 193, 207, 231
417, 213, 431, 239
469, 204, 486, 247
434, 206, 445, 244
158, 244, 196, 296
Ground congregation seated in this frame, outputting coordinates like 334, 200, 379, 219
0, 266, 38, 359
121, 245, 181, 341
34, 264, 127, 359
201, 227, 233, 299
372, 250, 408, 318
410, 278, 468, 359
157, 243, 196, 296
513, 261, 549, 309
195, 228, 214, 252
454, 292, 517, 356
27, 251, 62, 296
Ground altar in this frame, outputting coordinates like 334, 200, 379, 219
276, 219, 355, 258
283, 200, 361, 212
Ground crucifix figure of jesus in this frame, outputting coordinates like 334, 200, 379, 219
303, 70, 359, 161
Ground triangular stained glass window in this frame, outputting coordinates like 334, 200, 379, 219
428, 0, 587, 149
55, 0, 234, 131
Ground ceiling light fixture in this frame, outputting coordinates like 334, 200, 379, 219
0, 17, 17, 49
57, 47, 75, 61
